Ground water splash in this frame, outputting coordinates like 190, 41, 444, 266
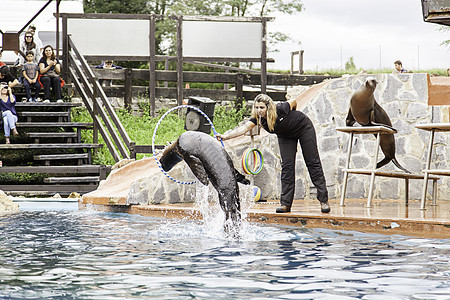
187, 183, 271, 241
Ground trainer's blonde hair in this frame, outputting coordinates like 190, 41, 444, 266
251, 94, 277, 131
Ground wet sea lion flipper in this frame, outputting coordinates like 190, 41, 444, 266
345, 107, 356, 126
234, 169, 250, 185
183, 154, 210, 186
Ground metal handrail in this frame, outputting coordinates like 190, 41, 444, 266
68, 36, 131, 162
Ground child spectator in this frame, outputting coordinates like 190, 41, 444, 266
22, 51, 41, 102
0, 83, 19, 144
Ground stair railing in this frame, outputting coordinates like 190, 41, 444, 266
67, 36, 131, 162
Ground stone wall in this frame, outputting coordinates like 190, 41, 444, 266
0, 190, 19, 214
127, 73, 449, 205
238, 73, 449, 201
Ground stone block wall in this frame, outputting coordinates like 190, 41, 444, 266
127, 73, 449, 205
235, 73, 449, 202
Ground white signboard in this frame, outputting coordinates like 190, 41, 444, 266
182, 21, 262, 58
68, 18, 150, 56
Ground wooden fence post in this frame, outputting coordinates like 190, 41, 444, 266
176, 16, 184, 106
124, 68, 133, 109
236, 73, 244, 109
149, 15, 156, 117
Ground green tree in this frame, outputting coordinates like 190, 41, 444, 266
345, 56, 356, 71
83, 0, 153, 14
439, 26, 450, 48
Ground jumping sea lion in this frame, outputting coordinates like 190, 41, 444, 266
159, 131, 249, 235
346, 77, 410, 173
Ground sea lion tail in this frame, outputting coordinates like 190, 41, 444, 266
377, 157, 410, 173
392, 158, 411, 174
369, 122, 397, 133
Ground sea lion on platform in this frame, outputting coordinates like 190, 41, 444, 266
346, 77, 410, 173
159, 131, 249, 236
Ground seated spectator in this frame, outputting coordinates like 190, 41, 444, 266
392, 60, 408, 74
27, 25, 44, 54
447, 67, 450, 77
22, 51, 41, 102
0, 66, 20, 88
39, 45, 62, 103
0, 83, 19, 144
0, 50, 5, 67
95, 60, 122, 87
16, 31, 41, 67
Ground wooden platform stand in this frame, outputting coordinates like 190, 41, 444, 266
415, 123, 450, 210
336, 126, 440, 208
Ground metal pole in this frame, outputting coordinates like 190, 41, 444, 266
420, 129, 435, 210
367, 132, 381, 207
340, 132, 354, 206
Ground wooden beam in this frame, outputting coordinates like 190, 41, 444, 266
149, 15, 156, 117
176, 16, 183, 105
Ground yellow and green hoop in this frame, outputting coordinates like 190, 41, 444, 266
241, 148, 264, 175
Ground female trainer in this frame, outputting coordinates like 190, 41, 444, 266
217, 94, 330, 214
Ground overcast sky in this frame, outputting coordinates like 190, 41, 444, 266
268, 0, 449, 71
2, 0, 448, 72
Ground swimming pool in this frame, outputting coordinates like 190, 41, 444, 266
1, 201, 449, 299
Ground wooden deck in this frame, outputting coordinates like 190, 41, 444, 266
79, 197, 450, 239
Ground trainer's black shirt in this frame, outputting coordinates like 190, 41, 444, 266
249, 101, 309, 139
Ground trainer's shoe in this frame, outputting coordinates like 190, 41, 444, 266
276, 205, 291, 213
43, 99, 50, 103
56, 99, 64, 103
320, 201, 331, 213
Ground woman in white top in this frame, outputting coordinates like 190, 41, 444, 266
17, 31, 41, 66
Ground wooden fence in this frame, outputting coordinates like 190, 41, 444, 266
90, 67, 337, 107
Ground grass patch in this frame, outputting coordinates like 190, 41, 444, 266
71, 102, 248, 165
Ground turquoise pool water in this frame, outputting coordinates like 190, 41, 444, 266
1, 202, 449, 299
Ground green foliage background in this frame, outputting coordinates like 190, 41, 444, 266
71, 102, 248, 165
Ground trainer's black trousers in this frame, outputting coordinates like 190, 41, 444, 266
277, 118, 328, 207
